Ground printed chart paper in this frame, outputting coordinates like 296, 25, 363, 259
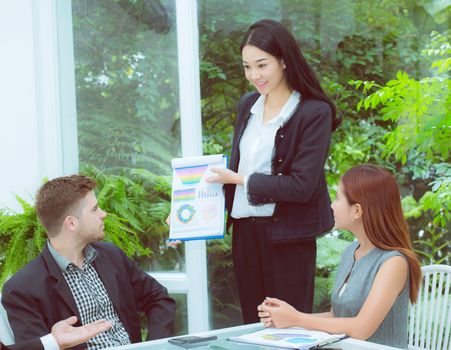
169, 154, 227, 241
228, 327, 346, 349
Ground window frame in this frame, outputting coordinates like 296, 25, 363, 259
57, 0, 210, 333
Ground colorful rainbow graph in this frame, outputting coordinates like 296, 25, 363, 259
173, 188, 196, 201
175, 165, 208, 185
176, 204, 196, 224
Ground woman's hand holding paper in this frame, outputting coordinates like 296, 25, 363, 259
205, 168, 244, 185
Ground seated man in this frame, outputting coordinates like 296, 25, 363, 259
2, 175, 176, 350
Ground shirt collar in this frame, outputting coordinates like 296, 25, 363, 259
47, 241, 97, 272
250, 90, 301, 125
250, 93, 265, 116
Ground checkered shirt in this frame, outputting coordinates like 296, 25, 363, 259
63, 247, 131, 350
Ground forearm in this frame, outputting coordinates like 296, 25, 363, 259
232, 173, 244, 186
247, 106, 332, 205
146, 298, 176, 340
247, 144, 330, 205
297, 313, 371, 340
247, 173, 316, 204
206, 169, 244, 186
121, 249, 176, 339
134, 273, 175, 339
310, 310, 334, 318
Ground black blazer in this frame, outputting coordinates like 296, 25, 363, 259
1, 339, 42, 350
1, 242, 176, 349
225, 92, 334, 242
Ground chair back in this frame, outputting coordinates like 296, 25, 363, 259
0, 294, 14, 345
408, 264, 451, 350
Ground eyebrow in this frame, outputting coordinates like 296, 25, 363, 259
242, 58, 268, 64
92, 203, 98, 211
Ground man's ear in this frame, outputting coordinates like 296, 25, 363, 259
63, 215, 78, 232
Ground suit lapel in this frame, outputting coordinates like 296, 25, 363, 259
42, 245, 80, 319
231, 92, 259, 172
92, 255, 122, 316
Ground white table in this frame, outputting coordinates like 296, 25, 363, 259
106, 323, 403, 350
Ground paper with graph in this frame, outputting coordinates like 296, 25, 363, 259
169, 154, 227, 241
228, 327, 346, 349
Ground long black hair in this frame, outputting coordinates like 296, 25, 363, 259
240, 19, 341, 130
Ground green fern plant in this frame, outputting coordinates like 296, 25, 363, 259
0, 196, 46, 286
78, 115, 177, 175
351, 31, 451, 266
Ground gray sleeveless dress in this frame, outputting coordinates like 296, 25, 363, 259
331, 241, 409, 348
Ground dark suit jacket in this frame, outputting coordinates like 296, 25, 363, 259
1, 339, 42, 350
225, 92, 335, 242
1, 241, 176, 349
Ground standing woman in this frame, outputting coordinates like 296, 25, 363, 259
206, 19, 341, 323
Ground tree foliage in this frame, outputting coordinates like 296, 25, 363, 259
72, 0, 180, 174
199, 1, 449, 321
351, 30, 451, 265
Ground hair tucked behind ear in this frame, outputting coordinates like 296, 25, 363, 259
240, 19, 341, 130
341, 164, 422, 303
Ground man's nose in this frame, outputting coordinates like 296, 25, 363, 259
100, 209, 107, 219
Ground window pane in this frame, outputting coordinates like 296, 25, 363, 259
199, 0, 449, 329
172, 293, 188, 335
71, 0, 184, 272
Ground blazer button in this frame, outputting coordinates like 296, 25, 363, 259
273, 217, 279, 222
269, 198, 274, 202
280, 134, 284, 138
278, 158, 283, 163
277, 173, 282, 176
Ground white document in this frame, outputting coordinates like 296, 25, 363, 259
169, 154, 227, 241
228, 327, 346, 349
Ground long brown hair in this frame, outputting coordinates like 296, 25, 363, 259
240, 19, 341, 130
341, 164, 421, 303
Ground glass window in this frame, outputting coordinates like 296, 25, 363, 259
71, 0, 184, 273
198, 0, 449, 329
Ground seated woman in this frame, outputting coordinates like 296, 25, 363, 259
258, 164, 421, 348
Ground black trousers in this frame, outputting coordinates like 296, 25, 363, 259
232, 217, 316, 324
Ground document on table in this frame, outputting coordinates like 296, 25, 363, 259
169, 154, 227, 241
228, 327, 346, 349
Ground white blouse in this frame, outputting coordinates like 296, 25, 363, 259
231, 91, 301, 219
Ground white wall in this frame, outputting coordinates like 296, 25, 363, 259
0, 0, 75, 211
1, 0, 41, 210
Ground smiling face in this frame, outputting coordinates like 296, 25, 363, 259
75, 190, 107, 243
241, 44, 288, 96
